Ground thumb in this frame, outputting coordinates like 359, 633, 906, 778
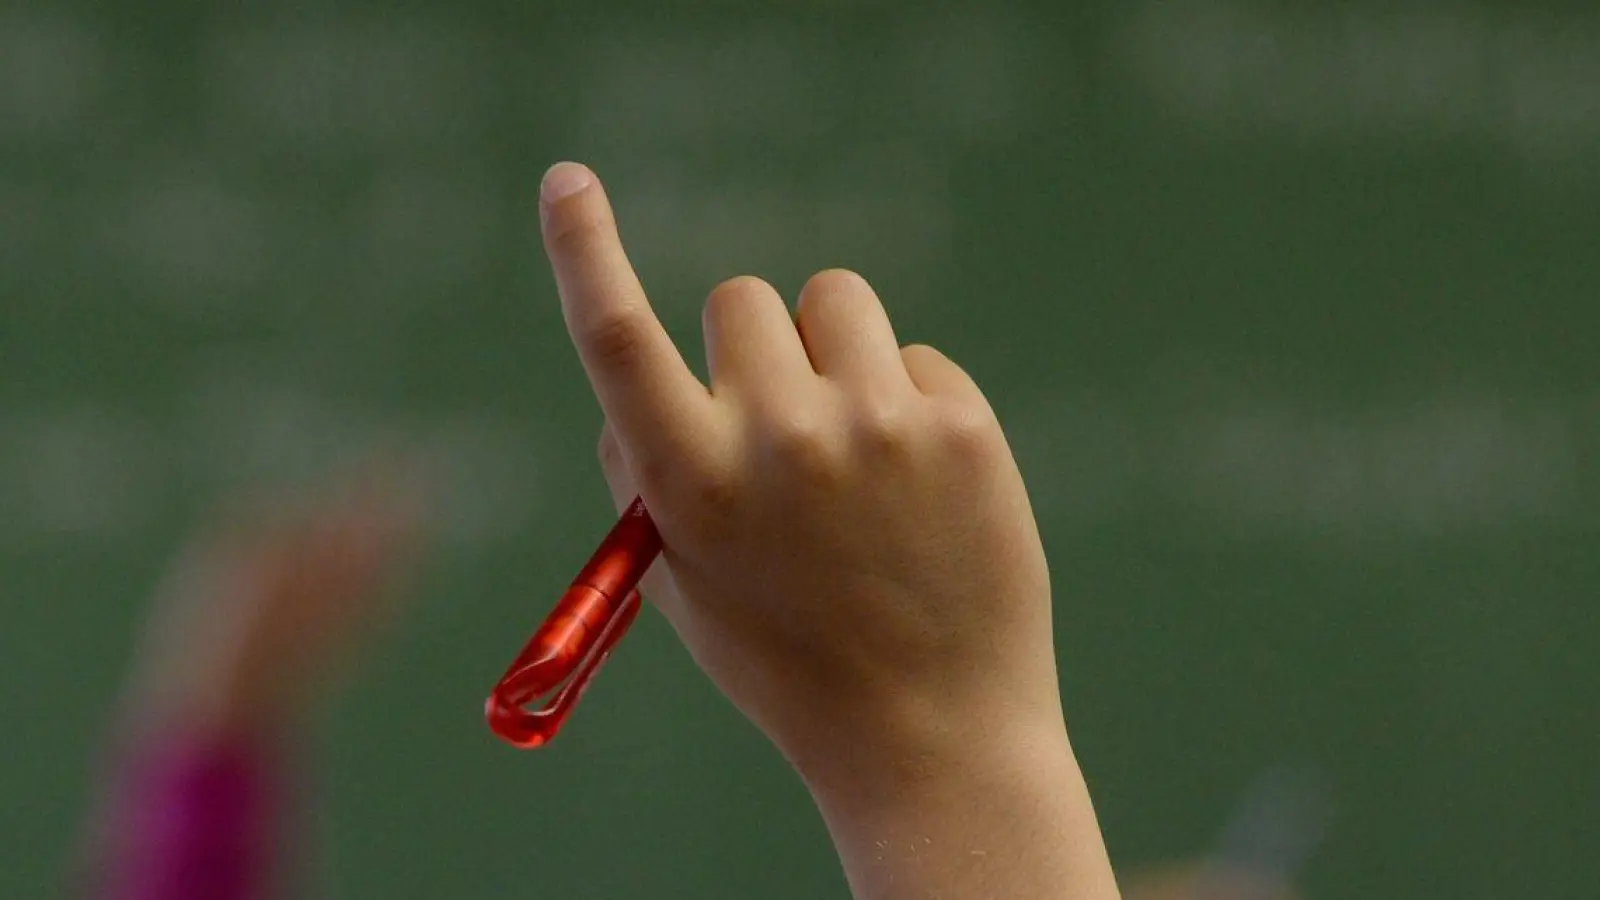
596, 421, 682, 614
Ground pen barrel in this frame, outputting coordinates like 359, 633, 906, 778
497, 584, 618, 703
484, 497, 660, 749
573, 496, 660, 596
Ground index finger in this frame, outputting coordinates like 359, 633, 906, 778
539, 162, 713, 456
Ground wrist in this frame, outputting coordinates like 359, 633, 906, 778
775, 657, 1072, 804
792, 698, 1076, 821
795, 704, 1120, 900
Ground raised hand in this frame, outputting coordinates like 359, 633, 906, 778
537, 162, 1118, 900
120, 465, 424, 736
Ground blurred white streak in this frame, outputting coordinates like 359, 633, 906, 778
180, 377, 543, 547
412, 420, 546, 546
1339, 12, 1488, 134
1116, 2, 1600, 175
357, 169, 499, 296
566, 13, 1030, 292
0, 409, 164, 538
201, 20, 488, 151
885, 12, 1039, 143
1117, 3, 1493, 139
95, 167, 268, 303
574, 24, 840, 148
0, 385, 544, 549
1015, 391, 1584, 542
1497, 21, 1600, 163
619, 167, 952, 298
1010, 397, 1149, 527
1207, 763, 1333, 881
184, 381, 366, 488
1187, 398, 1577, 536
0, 181, 52, 269
0, 15, 102, 140
575, 13, 1032, 149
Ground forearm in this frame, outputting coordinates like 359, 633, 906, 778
804, 713, 1121, 900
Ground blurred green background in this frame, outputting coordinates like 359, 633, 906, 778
3, 2, 1597, 897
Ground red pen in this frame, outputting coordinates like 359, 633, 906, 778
485, 496, 661, 748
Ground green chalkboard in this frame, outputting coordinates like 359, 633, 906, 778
3, 4, 1595, 897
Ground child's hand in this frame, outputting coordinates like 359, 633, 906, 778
540, 161, 1057, 780
122, 466, 424, 737
539, 162, 1117, 899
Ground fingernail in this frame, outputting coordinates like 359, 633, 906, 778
541, 161, 593, 206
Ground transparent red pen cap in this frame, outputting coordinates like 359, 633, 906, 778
486, 584, 645, 748
485, 497, 659, 749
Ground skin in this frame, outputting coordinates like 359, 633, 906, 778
541, 161, 1121, 900
115, 467, 423, 740
78, 468, 422, 894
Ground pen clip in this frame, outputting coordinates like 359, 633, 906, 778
485, 496, 661, 749
486, 587, 644, 748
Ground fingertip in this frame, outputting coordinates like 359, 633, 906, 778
541, 161, 596, 211
800, 267, 874, 300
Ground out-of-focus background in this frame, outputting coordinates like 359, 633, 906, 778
4, 2, 1597, 897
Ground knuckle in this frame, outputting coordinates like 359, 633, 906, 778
628, 449, 677, 496
764, 411, 842, 481
652, 455, 743, 539
852, 401, 918, 461
546, 202, 612, 250
770, 413, 830, 458
684, 463, 743, 524
704, 275, 779, 326
936, 400, 1003, 461
628, 439, 743, 523
899, 342, 942, 367
795, 269, 871, 322
577, 312, 647, 369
